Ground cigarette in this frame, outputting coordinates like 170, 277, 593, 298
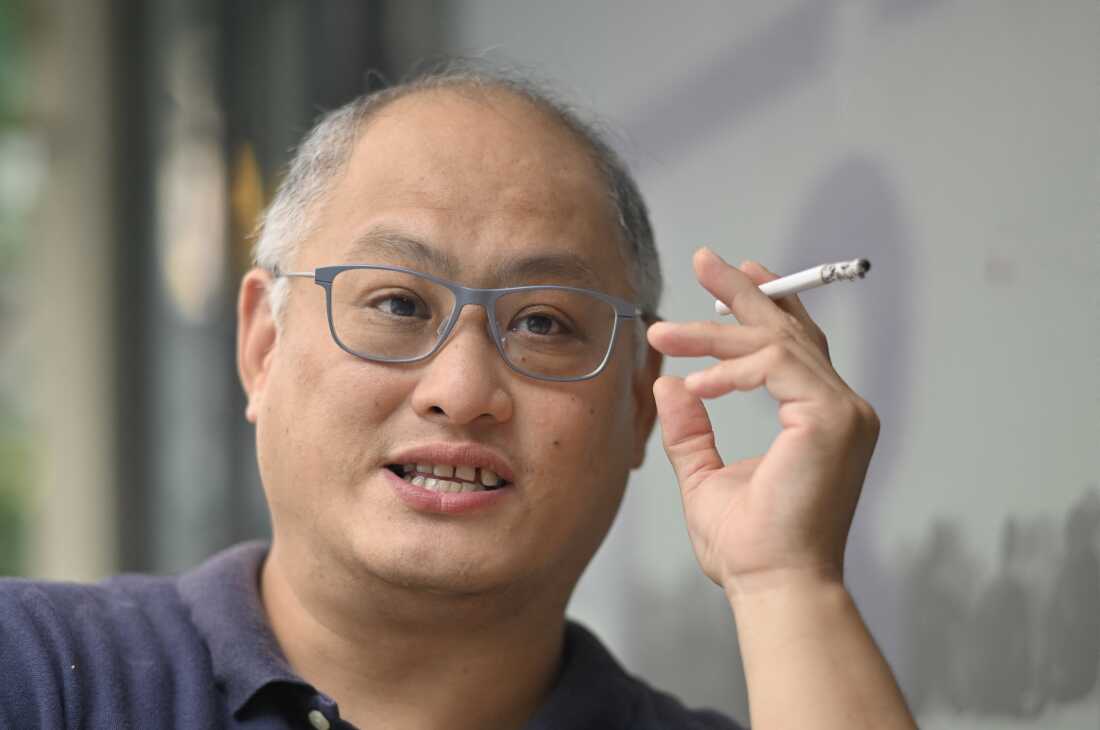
714, 258, 871, 315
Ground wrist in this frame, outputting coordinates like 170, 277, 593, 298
723, 564, 846, 610
724, 566, 917, 730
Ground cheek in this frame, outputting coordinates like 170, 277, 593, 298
258, 345, 411, 492
521, 379, 636, 484
514, 382, 635, 571
528, 394, 594, 453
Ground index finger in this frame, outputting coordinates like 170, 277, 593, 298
693, 247, 788, 327
741, 260, 830, 360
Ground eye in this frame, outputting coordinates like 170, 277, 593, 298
370, 291, 430, 319
511, 311, 571, 337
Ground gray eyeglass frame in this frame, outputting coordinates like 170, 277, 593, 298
274, 264, 644, 382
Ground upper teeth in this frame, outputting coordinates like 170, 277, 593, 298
404, 463, 505, 493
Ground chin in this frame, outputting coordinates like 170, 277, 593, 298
350, 532, 534, 598
366, 557, 527, 600
383, 568, 504, 597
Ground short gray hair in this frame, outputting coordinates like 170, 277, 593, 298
252, 61, 662, 330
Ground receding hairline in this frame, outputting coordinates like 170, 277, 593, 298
362, 82, 592, 138
331, 83, 622, 205
297, 83, 634, 276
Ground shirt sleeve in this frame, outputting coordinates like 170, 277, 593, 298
0, 581, 75, 729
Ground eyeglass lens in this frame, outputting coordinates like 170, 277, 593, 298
328, 268, 617, 379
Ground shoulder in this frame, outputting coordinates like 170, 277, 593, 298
0, 570, 194, 651
628, 680, 745, 730
556, 622, 745, 730
1, 568, 183, 609
0, 572, 216, 727
620, 668, 745, 730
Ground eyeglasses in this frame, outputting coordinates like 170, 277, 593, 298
274, 264, 644, 382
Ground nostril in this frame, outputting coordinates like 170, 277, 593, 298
429, 405, 445, 415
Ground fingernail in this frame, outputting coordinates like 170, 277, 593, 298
703, 248, 730, 265
684, 372, 702, 389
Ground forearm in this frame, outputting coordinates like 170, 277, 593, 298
728, 571, 916, 730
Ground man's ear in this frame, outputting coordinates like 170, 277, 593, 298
237, 268, 278, 424
630, 320, 664, 469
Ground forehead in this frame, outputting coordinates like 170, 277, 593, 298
306, 88, 632, 294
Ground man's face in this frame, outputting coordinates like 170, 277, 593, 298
242, 89, 659, 600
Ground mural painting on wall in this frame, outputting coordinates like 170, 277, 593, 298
904, 488, 1100, 717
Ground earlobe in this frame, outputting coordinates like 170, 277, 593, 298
237, 269, 278, 424
630, 338, 663, 469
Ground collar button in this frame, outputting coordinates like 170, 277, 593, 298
307, 709, 331, 730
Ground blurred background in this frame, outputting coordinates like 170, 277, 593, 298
1, 1, 1097, 727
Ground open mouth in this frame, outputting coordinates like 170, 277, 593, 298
386, 463, 510, 493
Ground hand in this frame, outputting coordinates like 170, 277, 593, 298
647, 248, 880, 598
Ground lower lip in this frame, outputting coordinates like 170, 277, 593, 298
383, 468, 514, 515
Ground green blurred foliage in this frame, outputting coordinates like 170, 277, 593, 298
0, 0, 30, 576
0, 427, 28, 574
0, 1, 25, 123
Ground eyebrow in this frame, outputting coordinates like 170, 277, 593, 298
344, 225, 605, 289
346, 227, 457, 276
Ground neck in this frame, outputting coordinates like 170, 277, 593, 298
260, 540, 568, 730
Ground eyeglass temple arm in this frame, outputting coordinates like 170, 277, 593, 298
270, 267, 314, 279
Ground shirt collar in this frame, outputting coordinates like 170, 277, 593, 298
176, 541, 311, 717
522, 622, 639, 729
175, 541, 641, 727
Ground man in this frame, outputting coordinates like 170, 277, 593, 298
0, 67, 916, 729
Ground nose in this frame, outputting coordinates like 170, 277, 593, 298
409, 306, 514, 425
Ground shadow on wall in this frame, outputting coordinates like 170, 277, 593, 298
627, 569, 749, 720
904, 487, 1100, 717
778, 154, 913, 673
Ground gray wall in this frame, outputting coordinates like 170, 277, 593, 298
445, 2, 1100, 726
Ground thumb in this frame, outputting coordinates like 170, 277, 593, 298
653, 375, 724, 494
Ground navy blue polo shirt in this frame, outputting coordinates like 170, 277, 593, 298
0, 542, 744, 729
